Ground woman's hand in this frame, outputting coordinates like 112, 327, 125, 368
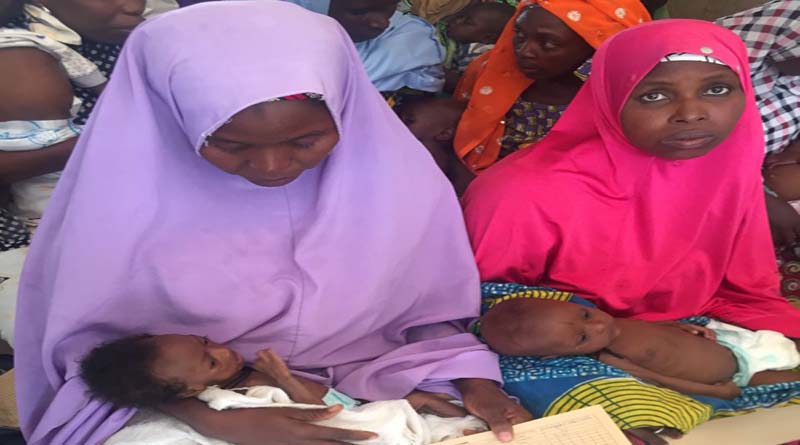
220, 405, 377, 445
405, 390, 469, 417
455, 378, 533, 442
162, 399, 377, 445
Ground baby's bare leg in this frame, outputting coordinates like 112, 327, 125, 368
748, 370, 800, 386
252, 349, 325, 405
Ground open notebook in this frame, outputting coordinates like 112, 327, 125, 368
433, 405, 629, 445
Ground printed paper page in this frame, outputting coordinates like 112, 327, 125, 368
434, 405, 629, 445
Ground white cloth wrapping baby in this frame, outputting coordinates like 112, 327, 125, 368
105, 385, 487, 445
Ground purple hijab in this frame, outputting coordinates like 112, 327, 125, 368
14, 2, 499, 443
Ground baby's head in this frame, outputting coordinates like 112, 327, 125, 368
447, 2, 514, 44
480, 299, 620, 357
396, 96, 466, 171
80, 334, 245, 407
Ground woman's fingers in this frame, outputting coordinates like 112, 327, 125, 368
420, 396, 469, 417
625, 428, 668, 445
508, 403, 534, 423
300, 423, 379, 442
284, 405, 344, 422
406, 390, 467, 417
482, 409, 514, 442
283, 406, 378, 443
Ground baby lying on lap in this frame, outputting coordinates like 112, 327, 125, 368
480, 298, 800, 400
81, 334, 485, 445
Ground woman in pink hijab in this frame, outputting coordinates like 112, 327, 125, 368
463, 19, 800, 340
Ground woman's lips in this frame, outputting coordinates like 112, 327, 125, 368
662, 130, 716, 150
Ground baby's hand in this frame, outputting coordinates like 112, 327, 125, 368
765, 140, 800, 170
674, 323, 717, 341
253, 348, 293, 383
714, 381, 741, 400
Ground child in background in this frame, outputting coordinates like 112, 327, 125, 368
396, 97, 475, 195
479, 296, 800, 400
440, 2, 515, 91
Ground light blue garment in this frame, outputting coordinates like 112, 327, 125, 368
355, 11, 444, 92
322, 388, 360, 409
285, 1, 445, 92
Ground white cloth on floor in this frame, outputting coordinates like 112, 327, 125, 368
707, 320, 800, 386
105, 386, 486, 445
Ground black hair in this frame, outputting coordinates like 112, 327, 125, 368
472, 2, 515, 25
79, 334, 187, 408
394, 96, 467, 118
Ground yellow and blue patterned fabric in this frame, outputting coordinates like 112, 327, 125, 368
481, 282, 800, 432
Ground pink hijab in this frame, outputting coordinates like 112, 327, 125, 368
463, 19, 800, 336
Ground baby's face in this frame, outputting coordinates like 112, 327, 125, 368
150, 334, 245, 395
523, 301, 620, 356
448, 8, 495, 43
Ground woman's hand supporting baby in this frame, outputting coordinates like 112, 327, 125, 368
160, 398, 377, 445
455, 378, 534, 442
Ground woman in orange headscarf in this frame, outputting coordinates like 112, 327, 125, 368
453, 0, 650, 173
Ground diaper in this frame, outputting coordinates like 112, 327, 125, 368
706, 320, 800, 386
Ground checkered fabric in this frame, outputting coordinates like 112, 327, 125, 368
717, 1, 800, 155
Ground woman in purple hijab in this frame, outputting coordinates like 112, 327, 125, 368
14, 2, 530, 444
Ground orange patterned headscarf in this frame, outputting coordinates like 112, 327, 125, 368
453, 0, 650, 172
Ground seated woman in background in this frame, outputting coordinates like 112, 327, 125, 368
452, 0, 650, 173
14, 3, 529, 444
290, 0, 446, 93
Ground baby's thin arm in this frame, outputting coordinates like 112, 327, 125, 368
597, 352, 741, 400
252, 349, 325, 405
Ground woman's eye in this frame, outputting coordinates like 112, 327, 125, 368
583, 310, 590, 320
292, 136, 321, 149
704, 85, 731, 96
579, 333, 587, 344
640, 92, 668, 103
208, 140, 247, 153
210, 359, 216, 368
541, 40, 558, 50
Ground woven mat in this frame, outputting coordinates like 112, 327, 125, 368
0, 370, 19, 429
